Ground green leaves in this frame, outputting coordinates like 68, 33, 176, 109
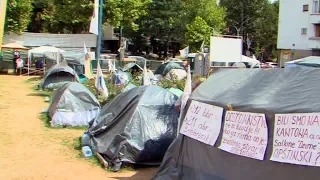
185, 16, 212, 52
5, 0, 33, 34
105, 0, 151, 31
220, 0, 279, 59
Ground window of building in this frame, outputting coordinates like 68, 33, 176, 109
301, 28, 307, 35
315, 24, 320, 37
313, 0, 320, 13
113, 28, 120, 34
303, 4, 309, 12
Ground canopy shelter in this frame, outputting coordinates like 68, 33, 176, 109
48, 82, 100, 127
153, 67, 320, 180
0, 43, 28, 73
285, 56, 320, 68
26, 46, 66, 75
40, 59, 80, 89
28, 45, 65, 57
88, 86, 179, 171
1, 42, 29, 49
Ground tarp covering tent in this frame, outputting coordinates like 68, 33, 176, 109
155, 62, 185, 76
121, 62, 143, 72
168, 88, 183, 97
88, 86, 179, 167
155, 62, 187, 80
153, 67, 320, 180
110, 69, 131, 85
122, 83, 137, 92
48, 82, 100, 127
44, 51, 86, 75
285, 56, 320, 68
40, 60, 80, 89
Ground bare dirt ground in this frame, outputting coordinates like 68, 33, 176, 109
0, 75, 157, 180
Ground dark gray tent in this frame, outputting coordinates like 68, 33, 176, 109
88, 85, 179, 169
153, 67, 320, 180
48, 82, 100, 127
155, 62, 185, 76
40, 60, 80, 89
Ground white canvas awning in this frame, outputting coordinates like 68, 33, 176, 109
28, 46, 65, 56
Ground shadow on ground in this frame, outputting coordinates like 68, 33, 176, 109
114, 165, 158, 180
27, 93, 49, 97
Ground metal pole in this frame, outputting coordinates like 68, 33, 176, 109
97, 0, 104, 66
119, 26, 124, 66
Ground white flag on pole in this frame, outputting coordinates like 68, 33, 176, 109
84, 42, 88, 54
177, 65, 192, 133
143, 60, 151, 86
95, 60, 108, 99
89, 0, 99, 35
179, 46, 189, 59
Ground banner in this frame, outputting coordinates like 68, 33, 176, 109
180, 100, 223, 146
270, 113, 320, 167
218, 111, 268, 160
0, 0, 8, 50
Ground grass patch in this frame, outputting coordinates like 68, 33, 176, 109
25, 76, 42, 83
71, 136, 136, 172
40, 112, 51, 128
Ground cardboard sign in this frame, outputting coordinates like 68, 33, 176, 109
218, 111, 268, 160
271, 113, 320, 167
180, 100, 223, 146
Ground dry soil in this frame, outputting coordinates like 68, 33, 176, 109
0, 75, 157, 180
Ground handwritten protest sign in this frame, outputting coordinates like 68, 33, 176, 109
270, 113, 320, 167
180, 100, 223, 146
218, 111, 268, 160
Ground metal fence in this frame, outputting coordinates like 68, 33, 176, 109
90, 59, 164, 73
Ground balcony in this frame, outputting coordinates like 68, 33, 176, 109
309, 13, 320, 24
308, 37, 320, 49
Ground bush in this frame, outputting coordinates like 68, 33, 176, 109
83, 72, 206, 107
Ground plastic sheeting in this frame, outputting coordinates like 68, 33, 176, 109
40, 60, 80, 89
155, 62, 186, 77
48, 82, 100, 127
153, 67, 320, 180
89, 86, 179, 165
165, 69, 187, 80
111, 70, 131, 85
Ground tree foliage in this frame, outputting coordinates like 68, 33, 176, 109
184, 0, 226, 50
7, 0, 151, 34
185, 16, 212, 52
220, 0, 279, 59
5, 0, 33, 34
104, 0, 151, 31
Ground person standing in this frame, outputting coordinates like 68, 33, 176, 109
13, 49, 20, 74
15, 57, 24, 76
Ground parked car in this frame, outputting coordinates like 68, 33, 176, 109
266, 62, 278, 68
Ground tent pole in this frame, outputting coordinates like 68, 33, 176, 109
27, 55, 30, 76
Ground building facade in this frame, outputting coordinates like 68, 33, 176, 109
278, 0, 320, 67
102, 24, 120, 53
